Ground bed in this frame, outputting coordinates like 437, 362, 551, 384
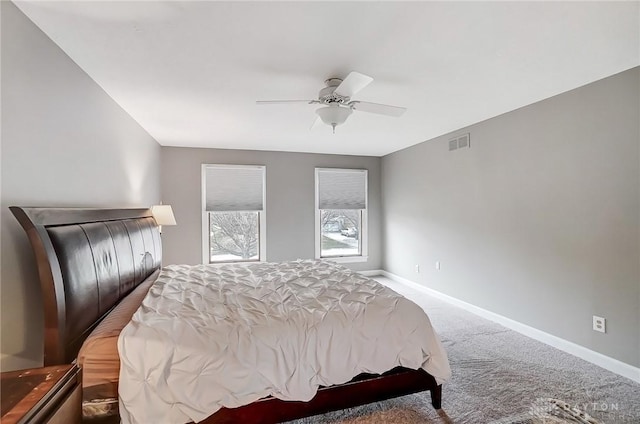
11, 206, 450, 424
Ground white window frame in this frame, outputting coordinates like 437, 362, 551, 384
315, 168, 368, 263
201, 164, 266, 264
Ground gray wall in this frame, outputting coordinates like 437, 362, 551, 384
1, 2, 161, 371
382, 67, 639, 367
161, 147, 381, 272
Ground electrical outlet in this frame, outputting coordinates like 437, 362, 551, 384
435, 261, 441, 271
415, 264, 420, 273
593, 316, 606, 333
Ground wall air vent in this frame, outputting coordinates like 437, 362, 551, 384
457, 133, 470, 148
448, 133, 470, 151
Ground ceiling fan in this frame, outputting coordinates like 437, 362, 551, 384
256, 71, 406, 133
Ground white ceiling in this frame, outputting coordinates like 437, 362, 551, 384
14, 1, 640, 157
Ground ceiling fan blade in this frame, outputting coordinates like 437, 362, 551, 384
310, 117, 322, 130
256, 100, 317, 105
349, 101, 406, 117
334, 72, 373, 98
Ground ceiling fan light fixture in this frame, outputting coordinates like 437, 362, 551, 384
315, 105, 352, 133
257, 71, 406, 133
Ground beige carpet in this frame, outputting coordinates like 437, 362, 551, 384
327, 404, 600, 424
312, 404, 596, 424
336, 407, 461, 424
334, 407, 452, 424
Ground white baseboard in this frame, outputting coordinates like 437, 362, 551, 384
381, 271, 640, 384
358, 269, 384, 277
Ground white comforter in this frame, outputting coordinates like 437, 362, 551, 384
118, 260, 451, 424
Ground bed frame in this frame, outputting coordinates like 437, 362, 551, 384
11, 206, 442, 423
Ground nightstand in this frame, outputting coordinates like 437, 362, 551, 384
1, 364, 81, 424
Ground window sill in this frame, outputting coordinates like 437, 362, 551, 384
206, 259, 267, 266
321, 256, 369, 264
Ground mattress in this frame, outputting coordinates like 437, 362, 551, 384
118, 260, 451, 424
77, 278, 155, 418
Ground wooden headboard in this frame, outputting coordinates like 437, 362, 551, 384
10, 207, 162, 366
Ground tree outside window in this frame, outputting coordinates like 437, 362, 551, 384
209, 211, 259, 262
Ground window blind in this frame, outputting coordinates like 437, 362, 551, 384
317, 168, 367, 210
204, 165, 265, 211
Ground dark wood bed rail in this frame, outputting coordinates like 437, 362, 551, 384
202, 367, 442, 423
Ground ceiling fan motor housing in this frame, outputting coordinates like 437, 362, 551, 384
319, 78, 350, 104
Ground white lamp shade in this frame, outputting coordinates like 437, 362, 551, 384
151, 205, 177, 226
316, 105, 352, 127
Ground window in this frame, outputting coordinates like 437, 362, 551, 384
202, 164, 266, 263
315, 168, 368, 262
